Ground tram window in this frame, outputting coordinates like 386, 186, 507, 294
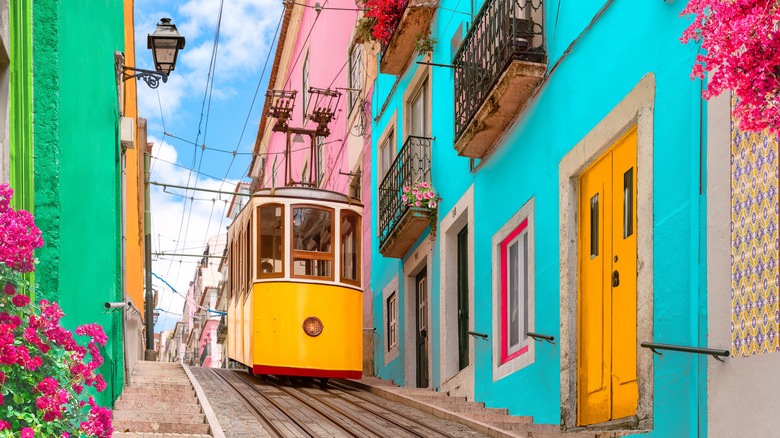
245, 219, 252, 289
258, 204, 284, 278
291, 206, 334, 279
341, 211, 361, 285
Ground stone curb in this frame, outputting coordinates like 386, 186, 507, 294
183, 364, 226, 438
340, 379, 526, 438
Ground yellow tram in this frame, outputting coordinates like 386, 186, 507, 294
226, 187, 363, 379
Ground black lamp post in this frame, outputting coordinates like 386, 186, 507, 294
121, 18, 186, 89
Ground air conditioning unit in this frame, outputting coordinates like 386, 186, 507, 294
120, 117, 135, 149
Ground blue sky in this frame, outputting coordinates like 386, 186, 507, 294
133, 0, 284, 331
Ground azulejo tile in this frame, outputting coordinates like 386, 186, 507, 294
731, 99, 780, 356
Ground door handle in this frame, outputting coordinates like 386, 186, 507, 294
612, 270, 620, 287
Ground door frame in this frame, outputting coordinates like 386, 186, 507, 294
403, 238, 433, 388
439, 185, 475, 399
558, 74, 655, 432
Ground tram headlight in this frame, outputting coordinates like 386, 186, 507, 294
302, 316, 324, 337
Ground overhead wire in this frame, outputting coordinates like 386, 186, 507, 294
207, 4, 287, 253
159, 0, 227, 329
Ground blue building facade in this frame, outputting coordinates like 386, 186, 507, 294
369, 0, 709, 435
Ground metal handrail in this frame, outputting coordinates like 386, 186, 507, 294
527, 332, 555, 345
378, 136, 433, 247
468, 331, 488, 340
453, 0, 545, 142
640, 342, 730, 362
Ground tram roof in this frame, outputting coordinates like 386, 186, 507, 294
250, 187, 363, 207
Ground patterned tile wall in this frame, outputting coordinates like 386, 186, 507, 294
731, 100, 780, 357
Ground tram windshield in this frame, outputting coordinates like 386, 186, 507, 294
292, 206, 333, 279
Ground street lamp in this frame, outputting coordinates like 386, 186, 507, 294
120, 18, 186, 89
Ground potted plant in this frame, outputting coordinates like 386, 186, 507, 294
402, 181, 440, 237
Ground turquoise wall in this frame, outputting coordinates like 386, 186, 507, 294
371, 0, 707, 435
33, 0, 126, 407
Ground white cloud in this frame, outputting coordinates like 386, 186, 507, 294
149, 137, 239, 331
135, 0, 283, 125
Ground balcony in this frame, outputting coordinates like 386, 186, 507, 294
453, 0, 546, 158
380, 0, 439, 75
217, 316, 227, 343
379, 136, 432, 258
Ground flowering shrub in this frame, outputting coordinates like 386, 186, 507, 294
363, 0, 405, 46
0, 184, 113, 437
681, 0, 780, 133
355, 0, 437, 53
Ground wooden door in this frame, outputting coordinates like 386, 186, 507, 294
577, 128, 638, 425
416, 267, 429, 388
457, 226, 470, 370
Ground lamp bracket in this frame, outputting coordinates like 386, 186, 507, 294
121, 66, 168, 89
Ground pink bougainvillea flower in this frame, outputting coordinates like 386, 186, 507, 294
12, 294, 31, 307
0, 420, 9, 430
3, 283, 15, 295
429, 201, 437, 209
681, 0, 780, 133
21, 427, 34, 438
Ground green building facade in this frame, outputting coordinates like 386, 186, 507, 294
32, 0, 126, 406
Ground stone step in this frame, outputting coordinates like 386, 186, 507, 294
133, 361, 184, 367
118, 392, 199, 405
471, 413, 533, 424
122, 385, 195, 397
113, 410, 207, 425
127, 383, 194, 392
415, 394, 470, 403
114, 399, 203, 413
130, 370, 188, 378
112, 420, 210, 435
434, 403, 509, 416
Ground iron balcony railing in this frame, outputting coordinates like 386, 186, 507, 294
453, 0, 545, 141
379, 136, 432, 247
199, 344, 210, 366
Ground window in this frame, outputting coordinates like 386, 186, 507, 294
502, 220, 529, 361
340, 211, 361, 285
492, 199, 535, 379
291, 206, 333, 279
348, 44, 363, 113
245, 219, 252, 290
408, 78, 429, 137
387, 292, 398, 351
302, 51, 310, 120
379, 129, 395, 179
257, 204, 284, 278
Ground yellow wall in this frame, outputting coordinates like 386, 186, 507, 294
123, 0, 145, 313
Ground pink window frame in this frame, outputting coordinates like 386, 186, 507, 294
500, 217, 529, 364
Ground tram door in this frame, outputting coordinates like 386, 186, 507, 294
415, 267, 429, 388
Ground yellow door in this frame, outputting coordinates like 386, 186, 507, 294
577, 127, 638, 426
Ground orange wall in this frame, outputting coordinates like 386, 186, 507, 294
124, 0, 145, 314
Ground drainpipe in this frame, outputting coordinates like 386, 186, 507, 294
144, 144, 156, 361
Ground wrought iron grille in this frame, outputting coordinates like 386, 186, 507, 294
379, 136, 432, 248
453, 0, 545, 141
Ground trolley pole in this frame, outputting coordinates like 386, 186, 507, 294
144, 148, 157, 361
